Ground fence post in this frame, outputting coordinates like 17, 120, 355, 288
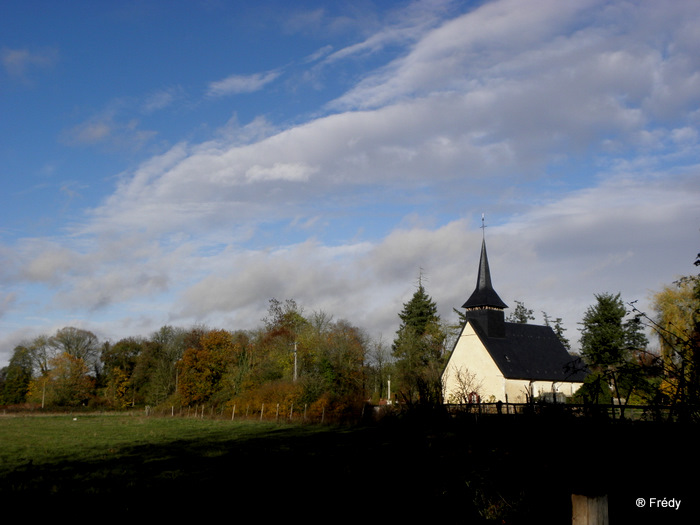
260, 403, 264, 420
571, 494, 608, 524
232, 404, 236, 421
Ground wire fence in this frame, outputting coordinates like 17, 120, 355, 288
144, 402, 335, 424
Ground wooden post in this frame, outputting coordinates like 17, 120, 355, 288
572, 494, 608, 524
231, 404, 235, 420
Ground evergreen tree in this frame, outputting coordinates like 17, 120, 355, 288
506, 300, 535, 323
543, 312, 571, 353
392, 277, 446, 405
1, 345, 34, 404
578, 292, 649, 408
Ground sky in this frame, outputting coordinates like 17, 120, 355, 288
1, 0, 699, 367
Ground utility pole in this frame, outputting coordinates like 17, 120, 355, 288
293, 341, 298, 382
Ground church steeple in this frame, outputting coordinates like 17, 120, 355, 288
462, 237, 508, 311
462, 218, 508, 337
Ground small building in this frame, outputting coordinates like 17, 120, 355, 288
442, 235, 586, 404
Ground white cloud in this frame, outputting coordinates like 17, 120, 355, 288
141, 86, 185, 113
61, 106, 157, 150
1, 46, 57, 82
206, 70, 281, 97
2, 0, 700, 365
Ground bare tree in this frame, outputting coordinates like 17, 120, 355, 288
443, 366, 483, 405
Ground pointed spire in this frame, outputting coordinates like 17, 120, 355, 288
462, 235, 508, 310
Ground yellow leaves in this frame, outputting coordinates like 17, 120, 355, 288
105, 367, 131, 409
26, 352, 95, 406
652, 279, 698, 354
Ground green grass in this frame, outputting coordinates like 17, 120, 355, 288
0, 413, 696, 522
0, 413, 508, 519
0, 413, 348, 517
0, 413, 286, 472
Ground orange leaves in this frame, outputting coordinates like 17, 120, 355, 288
177, 329, 239, 405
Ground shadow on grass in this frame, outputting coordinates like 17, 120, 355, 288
2, 414, 697, 523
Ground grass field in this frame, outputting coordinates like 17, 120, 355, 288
1, 414, 357, 512
0, 412, 696, 523
0, 413, 289, 472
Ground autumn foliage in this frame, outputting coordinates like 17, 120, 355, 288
1, 299, 373, 420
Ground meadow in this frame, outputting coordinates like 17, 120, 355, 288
0, 411, 695, 523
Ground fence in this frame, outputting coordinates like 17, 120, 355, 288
142, 400, 696, 423
443, 401, 694, 422
145, 401, 335, 423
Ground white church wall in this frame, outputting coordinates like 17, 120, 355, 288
442, 321, 505, 403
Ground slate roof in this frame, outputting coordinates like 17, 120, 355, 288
469, 319, 588, 383
462, 238, 508, 310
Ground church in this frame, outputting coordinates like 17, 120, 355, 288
442, 232, 587, 404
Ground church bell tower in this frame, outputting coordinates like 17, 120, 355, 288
462, 218, 508, 338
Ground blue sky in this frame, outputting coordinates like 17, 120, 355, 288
1, 0, 699, 366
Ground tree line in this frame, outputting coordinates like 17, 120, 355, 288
0, 299, 374, 421
2, 255, 699, 420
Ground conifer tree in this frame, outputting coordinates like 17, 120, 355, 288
392, 275, 446, 405
1, 345, 33, 404
543, 312, 571, 353
506, 300, 534, 323
577, 292, 649, 407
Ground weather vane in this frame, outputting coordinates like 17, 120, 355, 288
481, 213, 486, 238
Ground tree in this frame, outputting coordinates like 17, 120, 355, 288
263, 298, 307, 339
647, 271, 700, 410
578, 293, 649, 409
395, 280, 440, 337
25, 334, 52, 377
101, 337, 142, 373
216, 330, 255, 402
392, 279, 447, 405
442, 366, 483, 405
1, 345, 34, 404
130, 325, 187, 406
506, 300, 535, 323
259, 298, 309, 383
48, 327, 101, 376
543, 311, 571, 353
366, 336, 392, 403
100, 337, 144, 408
177, 329, 238, 406
27, 352, 94, 407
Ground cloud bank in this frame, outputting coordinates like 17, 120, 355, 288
1, 0, 699, 365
